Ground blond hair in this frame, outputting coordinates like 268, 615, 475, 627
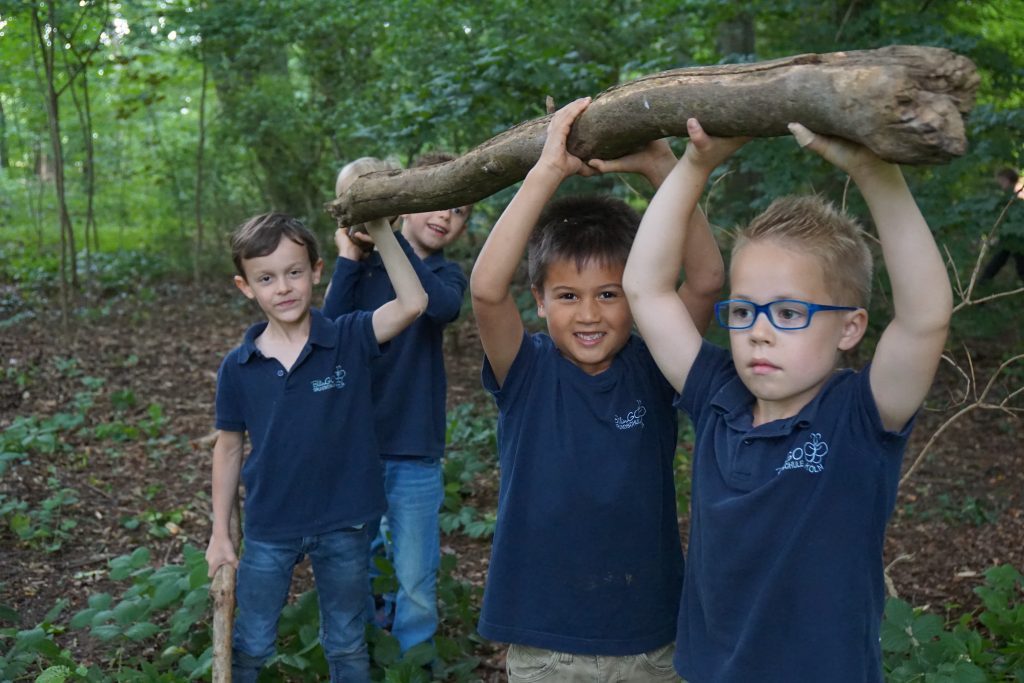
732, 195, 873, 308
335, 156, 398, 197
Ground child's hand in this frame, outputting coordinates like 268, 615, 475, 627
205, 535, 238, 579
681, 118, 749, 172
535, 97, 596, 180
589, 139, 677, 185
335, 226, 374, 260
788, 122, 891, 178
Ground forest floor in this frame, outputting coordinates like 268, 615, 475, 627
1, 283, 1022, 680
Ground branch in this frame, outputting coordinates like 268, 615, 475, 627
327, 45, 978, 226
901, 352, 1024, 486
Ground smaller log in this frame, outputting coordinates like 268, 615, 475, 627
211, 499, 241, 683
326, 45, 978, 227
211, 565, 236, 683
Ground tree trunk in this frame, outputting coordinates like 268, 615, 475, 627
0, 98, 8, 170
327, 45, 978, 227
194, 58, 208, 284
33, 2, 78, 312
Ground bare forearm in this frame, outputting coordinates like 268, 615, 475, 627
626, 157, 710, 299
210, 433, 242, 539
471, 166, 562, 304
370, 220, 429, 317
678, 205, 725, 332
855, 166, 952, 331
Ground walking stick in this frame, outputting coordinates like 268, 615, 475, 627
211, 497, 241, 683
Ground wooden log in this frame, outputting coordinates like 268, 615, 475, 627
211, 499, 241, 683
326, 45, 977, 226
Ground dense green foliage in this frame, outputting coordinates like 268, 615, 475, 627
2, 0, 1023, 283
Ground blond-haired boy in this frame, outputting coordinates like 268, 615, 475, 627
623, 119, 952, 681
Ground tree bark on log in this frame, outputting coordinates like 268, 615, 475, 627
327, 45, 977, 226
211, 499, 241, 683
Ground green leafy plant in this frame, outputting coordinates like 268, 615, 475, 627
883, 564, 1024, 681
0, 600, 99, 683
440, 403, 498, 539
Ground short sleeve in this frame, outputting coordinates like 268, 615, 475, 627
676, 340, 733, 422
335, 309, 383, 360
482, 331, 536, 410
214, 350, 246, 433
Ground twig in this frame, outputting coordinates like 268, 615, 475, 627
884, 553, 914, 598
901, 352, 1024, 486
65, 553, 114, 569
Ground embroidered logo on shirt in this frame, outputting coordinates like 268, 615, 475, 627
311, 366, 347, 393
614, 400, 647, 430
776, 432, 829, 475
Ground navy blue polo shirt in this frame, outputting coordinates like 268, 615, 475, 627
478, 332, 683, 655
322, 233, 467, 459
673, 341, 912, 682
215, 309, 385, 541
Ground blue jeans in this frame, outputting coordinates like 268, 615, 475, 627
232, 527, 371, 683
367, 457, 444, 652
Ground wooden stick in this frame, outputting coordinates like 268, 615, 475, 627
326, 45, 978, 226
211, 498, 241, 683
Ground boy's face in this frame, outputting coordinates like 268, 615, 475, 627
728, 240, 866, 423
401, 206, 471, 257
532, 257, 633, 376
234, 236, 323, 327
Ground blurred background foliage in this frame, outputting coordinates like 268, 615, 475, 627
0, 0, 1022, 295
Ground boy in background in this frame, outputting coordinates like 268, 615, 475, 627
624, 118, 952, 681
206, 213, 426, 682
470, 97, 723, 682
324, 152, 472, 652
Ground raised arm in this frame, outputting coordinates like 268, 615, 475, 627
322, 227, 370, 318
790, 123, 952, 432
624, 119, 746, 393
590, 139, 725, 333
393, 232, 467, 323
471, 97, 593, 386
678, 203, 726, 333
206, 429, 243, 578
369, 218, 429, 343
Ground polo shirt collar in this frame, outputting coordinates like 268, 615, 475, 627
710, 371, 845, 437
422, 250, 446, 268
235, 309, 336, 364
237, 321, 268, 364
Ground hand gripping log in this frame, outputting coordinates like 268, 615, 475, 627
326, 45, 978, 227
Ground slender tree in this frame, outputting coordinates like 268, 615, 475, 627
32, 0, 77, 317
59, 1, 110, 258
194, 57, 208, 283
0, 97, 8, 169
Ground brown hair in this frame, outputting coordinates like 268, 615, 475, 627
230, 213, 320, 279
528, 195, 640, 289
732, 195, 873, 308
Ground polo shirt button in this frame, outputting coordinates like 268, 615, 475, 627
277, 370, 285, 377
743, 439, 752, 445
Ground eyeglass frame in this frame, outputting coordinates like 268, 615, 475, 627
713, 298, 861, 331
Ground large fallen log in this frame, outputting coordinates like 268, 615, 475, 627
326, 45, 977, 226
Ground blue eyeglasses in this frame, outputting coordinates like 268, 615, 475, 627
714, 299, 860, 331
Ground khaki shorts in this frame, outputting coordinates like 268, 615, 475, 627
506, 642, 683, 682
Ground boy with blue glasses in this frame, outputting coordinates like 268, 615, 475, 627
624, 118, 953, 682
